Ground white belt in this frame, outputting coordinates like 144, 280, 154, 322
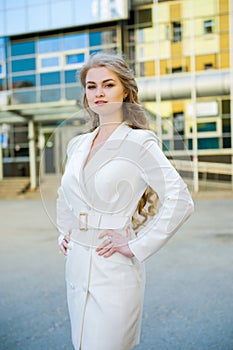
78, 212, 130, 231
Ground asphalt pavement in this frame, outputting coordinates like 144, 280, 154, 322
0, 197, 233, 350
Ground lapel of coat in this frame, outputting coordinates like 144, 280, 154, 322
77, 122, 133, 207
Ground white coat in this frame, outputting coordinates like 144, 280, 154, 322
56, 122, 194, 350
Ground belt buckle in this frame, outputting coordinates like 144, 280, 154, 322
79, 212, 88, 231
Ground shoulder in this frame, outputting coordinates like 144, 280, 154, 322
128, 128, 159, 145
67, 132, 90, 156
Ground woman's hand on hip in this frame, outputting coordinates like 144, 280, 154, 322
60, 231, 71, 256
96, 227, 134, 258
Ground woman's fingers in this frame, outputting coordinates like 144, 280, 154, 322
96, 237, 113, 255
60, 234, 71, 256
97, 229, 134, 258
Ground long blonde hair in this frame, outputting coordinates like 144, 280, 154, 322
78, 52, 158, 230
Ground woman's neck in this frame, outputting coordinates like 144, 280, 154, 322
99, 121, 123, 127
94, 120, 123, 144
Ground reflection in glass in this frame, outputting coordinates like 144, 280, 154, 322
12, 58, 36, 72
90, 29, 117, 46
11, 41, 35, 56
12, 90, 37, 104
40, 72, 61, 85
63, 33, 88, 50
41, 88, 61, 102
66, 53, 85, 65
65, 70, 77, 83
38, 37, 61, 53
12, 75, 36, 88
41, 56, 60, 68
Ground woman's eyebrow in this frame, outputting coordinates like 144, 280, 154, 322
86, 78, 116, 84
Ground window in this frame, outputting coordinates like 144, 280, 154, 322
172, 22, 182, 42
204, 20, 213, 34
174, 112, 184, 135
0, 63, 3, 76
12, 75, 36, 88
90, 49, 102, 56
165, 25, 170, 40
11, 41, 35, 56
12, 58, 36, 72
0, 47, 5, 61
197, 122, 217, 132
38, 56, 61, 72
63, 33, 88, 50
65, 70, 77, 84
171, 66, 183, 73
40, 72, 60, 85
90, 32, 102, 47
204, 63, 213, 70
38, 37, 61, 53
41, 56, 60, 68
66, 53, 85, 65
138, 9, 152, 26
89, 29, 117, 47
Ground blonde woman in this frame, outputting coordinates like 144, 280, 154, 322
56, 52, 194, 350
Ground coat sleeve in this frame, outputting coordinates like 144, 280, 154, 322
128, 132, 194, 262
56, 135, 82, 246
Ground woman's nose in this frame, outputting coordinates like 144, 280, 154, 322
95, 86, 104, 97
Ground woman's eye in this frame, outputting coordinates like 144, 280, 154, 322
105, 83, 114, 88
86, 85, 96, 90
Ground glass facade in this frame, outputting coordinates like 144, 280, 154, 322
0, 27, 119, 103
0, 0, 129, 36
0, 0, 232, 180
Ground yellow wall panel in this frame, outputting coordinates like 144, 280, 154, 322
172, 101, 184, 113
170, 3, 181, 20
196, 54, 216, 70
220, 52, 229, 68
144, 101, 173, 117
171, 57, 182, 67
219, 0, 228, 12
185, 57, 190, 72
160, 59, 167, 75
171, 42, 182, 56
220, 33, 229, 50
219, 14, 229, 31
145, 61, 155, 76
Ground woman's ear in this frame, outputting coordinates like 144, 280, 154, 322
123, 92, 128, 100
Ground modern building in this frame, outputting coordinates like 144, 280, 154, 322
0, 0, 232, 192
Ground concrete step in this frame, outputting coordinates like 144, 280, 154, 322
0, 177, 30, 199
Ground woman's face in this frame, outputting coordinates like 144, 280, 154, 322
85, 66, 126, 118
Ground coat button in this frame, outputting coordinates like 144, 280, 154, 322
70, 282, 75, 290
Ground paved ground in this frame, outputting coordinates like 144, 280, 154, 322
0, 196, 233, 350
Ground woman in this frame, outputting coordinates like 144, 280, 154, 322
56, 52, 194, 350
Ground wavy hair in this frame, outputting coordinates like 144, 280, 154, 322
78, 52, 158, 231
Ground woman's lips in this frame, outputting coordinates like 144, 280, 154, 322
95, 100, 107, 105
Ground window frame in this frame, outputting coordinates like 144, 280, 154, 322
172, 21, 182, 43
64, 50, 87, 70
0, 61, 5, 78
203, 19, 213, 34
38, 53, 62, 72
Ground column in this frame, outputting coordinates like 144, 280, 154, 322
229, 0, 233, 189
0, 138, 3, 180
28, 118, 37, 190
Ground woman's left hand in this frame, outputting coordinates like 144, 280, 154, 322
96, 227, 134, 258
